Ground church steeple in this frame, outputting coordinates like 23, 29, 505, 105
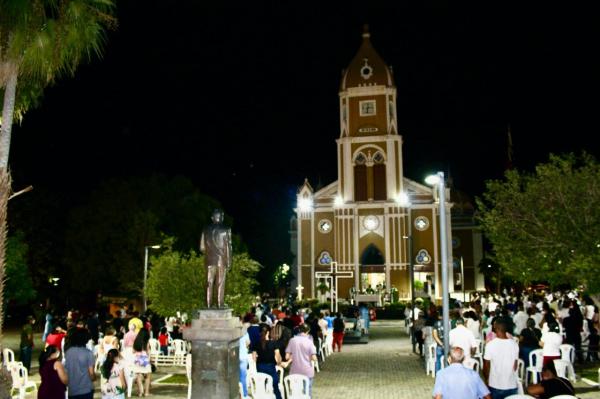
337, 26, 401, 203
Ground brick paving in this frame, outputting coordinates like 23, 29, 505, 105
313, 320, 433, 399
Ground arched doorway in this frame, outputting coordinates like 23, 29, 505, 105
360, 244, 385, 292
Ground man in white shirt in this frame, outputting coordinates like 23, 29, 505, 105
512, 304, 529, 336
483, 319, 519, 399
449, 318, 477, 360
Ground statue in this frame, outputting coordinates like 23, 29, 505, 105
200, 209, 232, 308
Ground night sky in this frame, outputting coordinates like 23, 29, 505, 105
8, 2, 600, 271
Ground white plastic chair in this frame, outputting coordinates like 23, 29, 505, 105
247, 372, 275, 399
247, 354, 257, 374
148, 338, 161, 355
186, 354, 192, 399
10, 364, 37, 399
526, 349, 543, 385
426, 344, 436, 377
516, 358, 525, 382
553, 359, 576, 382
275, 365, 284, 397
559, 344, 575, 364
547, 396, 577, 399
504, 395, 535, 399
2, 348, 21, 370
317, 338, 325, 362
284, 374, 311, 399
463, 358, 479, 372
312, 359, 320, 373
172, 339, 187, 355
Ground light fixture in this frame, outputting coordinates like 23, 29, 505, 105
363, 215, 379, 231
334, 195, 344, 207
396, 192, 411, 207
298, 197, 313, 212
425, 174, 440, 185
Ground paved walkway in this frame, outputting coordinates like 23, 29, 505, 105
3, 323, 599, 398
313, 320, 432, 399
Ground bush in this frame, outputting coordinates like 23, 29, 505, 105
376, 302, 407, 319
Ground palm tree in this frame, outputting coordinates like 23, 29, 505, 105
0, 0, 116, 338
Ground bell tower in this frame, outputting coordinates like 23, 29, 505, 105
337, 26, 403, 204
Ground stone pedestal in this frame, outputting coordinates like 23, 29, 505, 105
184, 308, 242, 399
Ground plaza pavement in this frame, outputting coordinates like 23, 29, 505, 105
3, 322, 599, 398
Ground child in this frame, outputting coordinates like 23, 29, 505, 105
158, 327, 169, 355
101, 349, 126, 399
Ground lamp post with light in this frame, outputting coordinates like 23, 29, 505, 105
143, 244, 161, 313
425, 172, 450, 358
398, 192, 418, 352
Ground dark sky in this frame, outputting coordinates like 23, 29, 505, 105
9, 2, 600, 270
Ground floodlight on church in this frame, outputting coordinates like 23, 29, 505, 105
396, 192, 411, 207
334, 195, 344, 207
298, 198, 313, 212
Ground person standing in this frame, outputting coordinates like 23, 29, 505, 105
432, 347, 491, 399
101, 349, 127, 399
449, 318, 476, 360
20, 316, 36, 373
540, 320, 562, 367
251, 326, 283, 399
42, 311, 53, 343
37, 345, 68, 399
332, 312, 345, 352
483, 319, 519, 399
64, 328, 95, 399
285, 324, 317, 396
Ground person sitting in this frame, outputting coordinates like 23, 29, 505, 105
519, 318, 541, 367
526, 361, 575, 399
433, 346, 491, 399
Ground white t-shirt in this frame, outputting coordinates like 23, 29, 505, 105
484, 337, 519, 390
513, 311, 529, 335
449, 325, 477, 359
466, 319, 481, 340
541, 332, 562, 357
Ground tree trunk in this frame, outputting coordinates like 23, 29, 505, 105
0, 67, 18, 168
0, 65, 17, 341
0, 169, 10, 340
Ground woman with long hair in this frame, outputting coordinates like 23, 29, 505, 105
540, 320, 562, 367
251, 325, 283, 399
38, 345, 68, 399
519, 318, 541, 367
101, 349, 126, 399
132, 328, 152, 396
98, 327, 120, 363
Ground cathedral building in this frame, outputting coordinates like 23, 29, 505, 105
290, 28, 484, 302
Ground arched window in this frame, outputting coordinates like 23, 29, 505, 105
354, 152, 368, 201
373, 151, 386, 200
361, 244, 385, 266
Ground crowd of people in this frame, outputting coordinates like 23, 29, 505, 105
237, 302, 347, 398
17, 306, 187, 399
410, 289, 599, 399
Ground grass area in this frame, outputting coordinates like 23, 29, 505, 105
156, 374, 188, 385
577, 360, 600, 382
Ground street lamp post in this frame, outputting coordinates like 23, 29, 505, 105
425, 172, 450, 359
399, 192, 417, 352
143, 245, 161, 313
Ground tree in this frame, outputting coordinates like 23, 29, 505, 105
5, 230, 35, 306
63, 175, 222, 297
0, 0, 116, 337
146, 243, 260, 317
476, 153, 600, 292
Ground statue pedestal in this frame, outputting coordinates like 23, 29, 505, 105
184, 308, 242, 399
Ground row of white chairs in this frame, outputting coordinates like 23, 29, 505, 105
2, 348, 37, 399
242, 373, 311, 399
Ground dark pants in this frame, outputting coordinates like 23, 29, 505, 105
19, 346, 32, 372
69, 392, 94, 399
520, 346, 535, 368
160, 345, 168, 355
256, 363, 282, 399
489, 387, 517, 399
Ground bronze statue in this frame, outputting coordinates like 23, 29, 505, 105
200, 209, 232, 308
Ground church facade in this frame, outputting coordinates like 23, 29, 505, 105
290, 29, 485, 302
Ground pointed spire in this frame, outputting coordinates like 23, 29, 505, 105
362, 24, 370, 39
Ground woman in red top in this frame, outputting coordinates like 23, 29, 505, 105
45, 325, 66, 350
158, 327, 169, 355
